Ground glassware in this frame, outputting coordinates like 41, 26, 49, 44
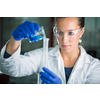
33, 26, 49, 84
29, 26, 45, 43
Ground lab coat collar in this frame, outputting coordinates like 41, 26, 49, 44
48, 45, 91, 83
48, 45, 66, 82
72, 46, 91, 71
67, 46, 91, 83
79, 46, 91, 63
48, 45, 91, 70
48, 45, 90, 60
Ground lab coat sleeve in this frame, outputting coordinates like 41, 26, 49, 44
0, 41, 43, 77
85, 59, 100, 84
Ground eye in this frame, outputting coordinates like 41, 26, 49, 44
57, 30, 63, 35
68, 32, 74, 35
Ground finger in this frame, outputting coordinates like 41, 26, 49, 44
28, 22, 36, 36
34, 23, 40, 31
40, 72, 55, 83
41, 81, 45, 84
42, 67, 57, 78
20, 21, 30, 39
20, 23, 29, 38
40, 76, 51, 84
29, 36, 40, 42
24, 25, 32, 39
29, 37, 37, 42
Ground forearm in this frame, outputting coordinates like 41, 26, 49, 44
6, 36, 21, 55
0, 48, 41, 77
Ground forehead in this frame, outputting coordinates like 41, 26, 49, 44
56, 17, 79, 31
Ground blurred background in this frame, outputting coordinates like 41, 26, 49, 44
0, 17, 100, 84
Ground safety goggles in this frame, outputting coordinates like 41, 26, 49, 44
53, 26, 82, 38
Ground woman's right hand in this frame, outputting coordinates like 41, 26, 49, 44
12, 21, 41, 42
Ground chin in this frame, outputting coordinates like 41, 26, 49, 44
61, 48, 72, 54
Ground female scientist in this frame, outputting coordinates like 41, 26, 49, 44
0, 17, 100, 84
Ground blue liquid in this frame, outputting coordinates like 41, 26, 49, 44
29, 36, 44, 43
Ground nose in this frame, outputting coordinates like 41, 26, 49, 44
62, 33, 69, 43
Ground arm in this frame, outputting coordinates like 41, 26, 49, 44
6, 36, 21, 55
0, 21, 43, 77
1, 48, 43, 77
6, 21, 41, 55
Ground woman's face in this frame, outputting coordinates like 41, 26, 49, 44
56, 17, 85, 54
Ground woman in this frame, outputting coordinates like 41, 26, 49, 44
0, 17, 100, 84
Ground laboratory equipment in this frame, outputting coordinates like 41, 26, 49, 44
29, 26, 44, 43
36, 26, 49, 84
43, 38, 49, 68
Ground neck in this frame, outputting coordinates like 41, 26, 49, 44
60, 46, 80, 61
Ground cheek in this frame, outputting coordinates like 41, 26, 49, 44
58, 38, 62, 43
70, 37, 79, 46
57, 36, 79, 46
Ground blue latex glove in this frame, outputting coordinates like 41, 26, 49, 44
12, 21, 43, 42
40, 67, 62, 84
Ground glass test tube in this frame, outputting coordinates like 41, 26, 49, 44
37, 26, 49, 84
37, 38, 49, 84
43, 38, 49, 68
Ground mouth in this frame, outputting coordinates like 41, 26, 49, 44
62, 45, 70, 48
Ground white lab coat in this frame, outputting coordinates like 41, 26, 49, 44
0, 42, 100, 84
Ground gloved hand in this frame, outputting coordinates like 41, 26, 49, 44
40, 67, 62, 84
12, 21, 43, 42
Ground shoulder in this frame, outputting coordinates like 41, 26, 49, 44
83, 51, 100, 84
87, 53, 100, 62
79, 46, 100, 68
87, 54, 100, 68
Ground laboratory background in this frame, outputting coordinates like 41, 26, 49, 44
0, 17, 100, 84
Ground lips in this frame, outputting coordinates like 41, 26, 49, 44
62, 45, 70, 48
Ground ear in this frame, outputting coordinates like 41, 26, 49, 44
80, 27, 85, 38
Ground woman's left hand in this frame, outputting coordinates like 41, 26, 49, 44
40, 67, 62, 84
